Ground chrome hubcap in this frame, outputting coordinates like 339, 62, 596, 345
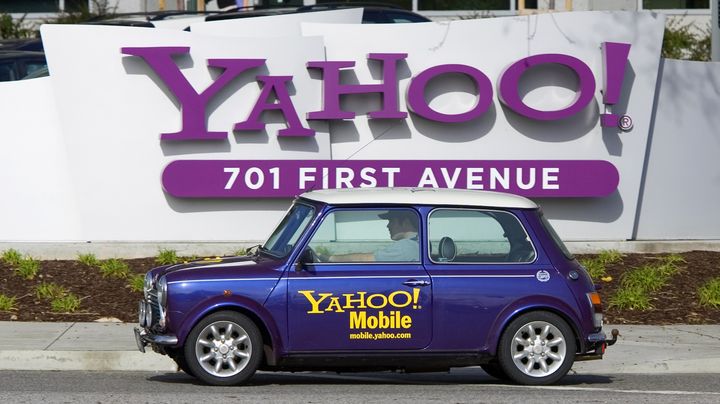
510, 321, 566, 377
194, 321, 252, 378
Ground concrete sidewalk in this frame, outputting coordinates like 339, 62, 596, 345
1, 322, 719, 373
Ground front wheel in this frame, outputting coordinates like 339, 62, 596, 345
497, 311, 576, 385
183, 311, 263, 386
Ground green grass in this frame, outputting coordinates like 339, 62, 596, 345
621, 265, 669, 292
698, 278, 720, 308
50, 294, 81, 313
1, 249, 23, 267
598, 250, 623, 265
661, 253, 686, 267
15, 257, 39, 280
36, 282, 67, 301
609, 254, 684, 311
609, 285, 652, 310
98, 259, 130, 279
128, 274, 145, 293
77, 253, 99, 267
579, 249, 623, 280
0, 294, 17, 311
155, 249, 179, 265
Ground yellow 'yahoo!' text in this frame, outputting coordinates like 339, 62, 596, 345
297, 289, 421, 314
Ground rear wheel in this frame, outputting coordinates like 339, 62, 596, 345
183, 311, 263, 386
497, 311, 576, 385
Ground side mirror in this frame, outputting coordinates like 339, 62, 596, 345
295, 248, 314, 272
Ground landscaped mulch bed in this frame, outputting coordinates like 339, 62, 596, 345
0, 251, 718, 324
580, 251, 720, 325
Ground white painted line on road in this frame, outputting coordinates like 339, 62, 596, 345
512, 385, 720, 396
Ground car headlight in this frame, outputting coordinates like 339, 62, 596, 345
157, 276, 168, 307
143, 272, 153, 297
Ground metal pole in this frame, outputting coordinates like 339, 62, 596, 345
712, 0, 719, 61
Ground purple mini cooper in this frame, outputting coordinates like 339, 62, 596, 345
135, 188, 617, 386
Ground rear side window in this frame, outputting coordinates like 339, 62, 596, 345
428, 209, 536, 263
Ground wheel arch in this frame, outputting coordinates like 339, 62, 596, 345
487, 299, 584, 357
175, 296, 283, 365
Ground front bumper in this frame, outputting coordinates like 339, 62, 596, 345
134, 327, 178, 353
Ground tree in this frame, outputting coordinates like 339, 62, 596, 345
0, 13, 34, 39
662, 17, 710, 61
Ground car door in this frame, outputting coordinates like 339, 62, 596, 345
287, 207, 432, 351
424, 208, 549, 351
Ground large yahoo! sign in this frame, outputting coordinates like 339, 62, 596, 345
120, 42, 631, 198
121, 42, 631, 140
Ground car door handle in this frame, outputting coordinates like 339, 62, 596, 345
403, 279, 430, 287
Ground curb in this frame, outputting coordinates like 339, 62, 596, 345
0, 350, 176, 372
2, 350, 720, 374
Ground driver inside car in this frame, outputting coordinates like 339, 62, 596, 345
326, 210, 419, 262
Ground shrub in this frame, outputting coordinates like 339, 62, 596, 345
77, 253, 99, 267
36, 282, 67, 301
1, 249, 23, 267
662, 18, 710, 61
698, 278, 720, 308
621, 265, 667, 292
98, 259, 129, 278
50, 294, 81, 313
155, 249, 179, 265
16, 257, 39, 280
0, 294, 17, 311
128, 274, 145, 293
0, 13, 34, 39
609, 285, 652, 311
579, 250, 622, 280
597, 250, 622, 265
610, 256, 682, 312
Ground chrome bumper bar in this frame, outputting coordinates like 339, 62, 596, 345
134, 327, 178, 353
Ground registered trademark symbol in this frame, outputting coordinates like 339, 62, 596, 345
618, 115, 633, 131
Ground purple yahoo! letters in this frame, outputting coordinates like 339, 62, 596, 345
498, 54, 596, 121
307, 53, 408, 120
234, 76, 315, 137
407, 64, 494, 123
121, 46, 265, 140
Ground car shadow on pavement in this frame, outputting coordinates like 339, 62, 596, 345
147, 371, 614, 387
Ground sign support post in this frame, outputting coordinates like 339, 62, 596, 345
713, 0, 719, 61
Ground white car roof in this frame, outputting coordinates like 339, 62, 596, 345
300, 188, 538, 209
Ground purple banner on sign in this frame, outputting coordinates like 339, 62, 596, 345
162, 160, 619, 198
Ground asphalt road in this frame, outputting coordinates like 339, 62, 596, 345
2, 369, 720, 403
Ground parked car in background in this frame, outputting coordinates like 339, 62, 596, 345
208, 3, 431, 24
135, 187, 618, 386
0, 51, 47, 82
0, 38, 43, 52
296, 3, 431, 23
84, 3, 431, 28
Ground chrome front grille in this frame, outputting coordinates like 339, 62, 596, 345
148, 290, 161, 327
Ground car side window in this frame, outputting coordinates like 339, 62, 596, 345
307, 209, 420, 263
428, 209, 536, 264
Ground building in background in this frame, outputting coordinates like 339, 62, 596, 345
1, 1, 712, 27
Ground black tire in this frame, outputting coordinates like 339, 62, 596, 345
497, 311, 576, 385
183, 311, 263, 386
480, 363, 509, 381
172, 352, 195, 377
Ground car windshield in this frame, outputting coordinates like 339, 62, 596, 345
262, 203, 315, 258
